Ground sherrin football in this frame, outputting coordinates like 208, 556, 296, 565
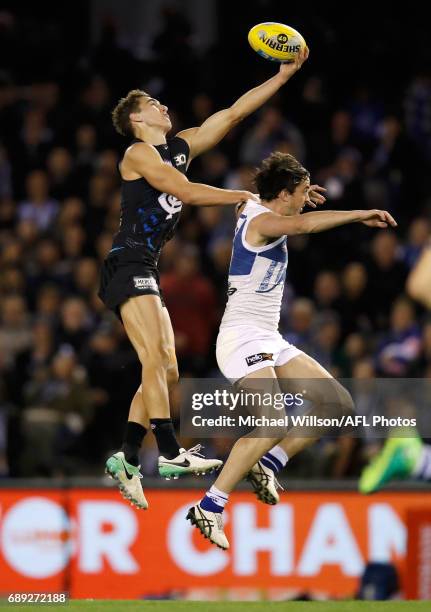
248, 22, 307, 63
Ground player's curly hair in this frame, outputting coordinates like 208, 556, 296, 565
112, 89, 148, 137
254, 152, 310, 200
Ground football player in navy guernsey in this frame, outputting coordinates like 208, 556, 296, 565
101, 49, 316, 510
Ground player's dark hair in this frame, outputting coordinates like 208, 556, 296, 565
254, 152, 310, 200
112, 89, 149, 137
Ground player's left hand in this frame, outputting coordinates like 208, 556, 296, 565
278, 46, 309, 81
306, 184, 326, 208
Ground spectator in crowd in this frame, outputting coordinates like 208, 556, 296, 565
20, 345, 93, 476
56, 297, 94, 355
239, 106, 306, 165
309, 311, 348, 376
18, 170, 58, 231
338, 262, 372, 337
283, 298, 316, 355
161, 246, 219, 374
367, 231, 409, 329
375, 297, 422, 376
313, 270, 342, 312
0, 294, 32, 368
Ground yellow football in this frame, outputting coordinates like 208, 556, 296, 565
248, 22, 307, 63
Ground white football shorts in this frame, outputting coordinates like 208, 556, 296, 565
216, 325, 303, 383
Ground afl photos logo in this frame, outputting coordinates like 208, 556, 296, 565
158, 192, 183, 220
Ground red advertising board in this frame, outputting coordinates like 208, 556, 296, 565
406, 509, 431, 600
0, 488, 430, 599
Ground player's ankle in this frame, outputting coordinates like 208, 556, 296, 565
121, 421, 147, 466
121, 445, 140, 466
201, 485, 229, 513
150, 418, 181, 458
261, 446, 288, 474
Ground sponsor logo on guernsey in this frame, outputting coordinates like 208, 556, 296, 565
245, 352, 274, 366
133, 276, 158, 291
158, 192, 183, 220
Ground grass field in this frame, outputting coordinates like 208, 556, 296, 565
0, 601, 429, 611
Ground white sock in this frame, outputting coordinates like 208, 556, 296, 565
205, 485, 229, 508
269, 445, 289, 466
261, 445, 289, 474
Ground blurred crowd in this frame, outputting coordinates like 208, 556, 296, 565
0, 3, 430, 479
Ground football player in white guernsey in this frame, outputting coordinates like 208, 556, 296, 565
187, 152, 397, 549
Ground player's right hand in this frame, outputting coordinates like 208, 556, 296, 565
359, 209, 397, 228
279, 46, 309, 81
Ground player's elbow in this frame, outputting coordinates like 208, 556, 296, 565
283, 218, 310, 236
169, 184, 193, 205
177, 185, 197, 205
228, 106, 244, 125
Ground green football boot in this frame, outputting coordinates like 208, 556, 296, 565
359, 432, 423, 494
105, 451, 148, 509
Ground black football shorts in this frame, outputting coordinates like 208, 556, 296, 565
98, 253, 165, 319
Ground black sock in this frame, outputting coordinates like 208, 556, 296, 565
121, 421, 147, 466
150, 418, 180, 459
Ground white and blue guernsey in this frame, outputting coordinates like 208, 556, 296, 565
217, 198, 301, 382
220, 199, 288, 333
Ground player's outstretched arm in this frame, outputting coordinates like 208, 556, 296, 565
126, 142, 256, 206
177, 48, 309, 161
251, 209, 397, 238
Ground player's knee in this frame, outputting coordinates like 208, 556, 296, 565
336, 383, 355, 416
137, 339, 171, 370
321, 380, 354, 419
167, 363, 179, 388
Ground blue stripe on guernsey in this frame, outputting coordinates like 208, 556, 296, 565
259, 240, 287, 264
230, 218, 257, 276
109, 246, 125, 253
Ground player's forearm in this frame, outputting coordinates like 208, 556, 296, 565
256, 209, 364, 238
230, 72, 290, 121
184, 183, 243, 207
297, 210, 364, 234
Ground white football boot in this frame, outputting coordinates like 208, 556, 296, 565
158, 444, 223, 479
105, 451, 148, 509
186, 503, 229, 550
246, 460, 283, 505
